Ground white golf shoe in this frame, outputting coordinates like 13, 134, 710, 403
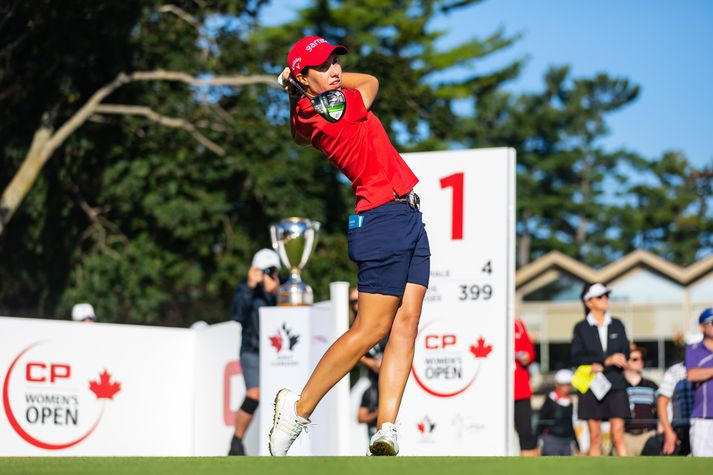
368, 422, 399, 456
268, 388, 311, 456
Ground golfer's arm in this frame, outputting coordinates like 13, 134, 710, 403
289, 95, 310, 146
341, 72, 379, 110
687, 366, 713, 382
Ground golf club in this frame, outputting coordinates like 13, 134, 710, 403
278, 73, 346, 123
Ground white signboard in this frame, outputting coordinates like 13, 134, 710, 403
397, 147, 515, 455
193, 321, 260, 455
258, 283, 350, 456
0, 317, 246, 456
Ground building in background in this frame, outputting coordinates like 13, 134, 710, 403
516, 250, 713, 379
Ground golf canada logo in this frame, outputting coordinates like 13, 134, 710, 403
2, 341, 121, 450
417, 415, 436, 441
268, 323, 300, 367
411, 319, 492, 397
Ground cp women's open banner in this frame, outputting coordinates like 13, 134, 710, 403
398, 147, 516, 456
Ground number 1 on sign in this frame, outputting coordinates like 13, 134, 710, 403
440, 172, 464, 240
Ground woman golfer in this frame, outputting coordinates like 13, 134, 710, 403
269, 36, 430, 456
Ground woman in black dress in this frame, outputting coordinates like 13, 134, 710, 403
571, 282, 630, 455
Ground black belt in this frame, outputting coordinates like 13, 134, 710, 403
394, 190, 420, 210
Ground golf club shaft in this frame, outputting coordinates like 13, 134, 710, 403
288, 77, 308, 98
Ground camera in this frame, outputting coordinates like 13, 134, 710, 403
262, 267, 278, 278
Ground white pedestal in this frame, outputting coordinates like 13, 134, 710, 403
258, 282, 349, 455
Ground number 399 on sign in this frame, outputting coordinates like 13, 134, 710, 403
458, 284, 493, 301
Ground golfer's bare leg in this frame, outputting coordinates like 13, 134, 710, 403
377, 283, 426, 427
296, 292, 400, 419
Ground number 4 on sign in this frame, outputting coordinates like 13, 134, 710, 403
440, 172, 464, 240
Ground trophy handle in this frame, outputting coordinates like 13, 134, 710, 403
297, 221, 320, 270
270, 225, 290, 272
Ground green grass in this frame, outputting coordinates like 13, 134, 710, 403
0, 456, 709, 475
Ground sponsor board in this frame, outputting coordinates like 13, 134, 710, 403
0, 318, 244, 455
3, 341, 122, 450
399, 148, 515, 455
258, 301, 348, 456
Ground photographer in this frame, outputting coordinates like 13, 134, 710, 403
228, 249, 281, 456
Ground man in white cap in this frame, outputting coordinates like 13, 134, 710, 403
537, 368, 579, 455
227, 249, 281, 456
71, 303, 96, 323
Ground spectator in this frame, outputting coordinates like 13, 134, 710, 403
571, 282, 630, 456
358, 379, 379, 440
537, 369, 579, 456
685, 307, 713, 457
71, 303, 96, 323
623, 344, 658, 455
651, 356, 693, 455
349, 287, 359, 325
190, 320, 209, 330
514, 318, 538, 455
227, 249, 281, 456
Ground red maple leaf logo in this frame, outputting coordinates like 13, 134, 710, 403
269, 331, 283, 353
470, 337, 492, 358
417, 422, 425, 433
89, 369, 121, 399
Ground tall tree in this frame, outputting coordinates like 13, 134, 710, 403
0, 1, 282, 322
614, 152, 713, 265
0, 0, 146, 315
463, 65, 641, 267
251, 0, 523, 151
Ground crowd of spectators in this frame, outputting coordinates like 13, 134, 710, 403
521, 282, 713, 457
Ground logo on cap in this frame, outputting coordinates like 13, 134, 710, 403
305, 38, 327, 52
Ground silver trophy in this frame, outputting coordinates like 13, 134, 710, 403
270, 217, 321, 306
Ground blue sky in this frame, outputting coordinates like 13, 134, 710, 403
261, 0, 713, 167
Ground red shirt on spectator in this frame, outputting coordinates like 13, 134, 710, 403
293, 88, 418, 213
514, 318, 535, 400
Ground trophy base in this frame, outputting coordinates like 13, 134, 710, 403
277, 282, 314, 306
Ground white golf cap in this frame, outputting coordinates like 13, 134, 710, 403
554, 369, 573, 385
582, 283, 611, 301
251, 249, 281, 270
190, 320, 209, 330
71, 303, 96, 321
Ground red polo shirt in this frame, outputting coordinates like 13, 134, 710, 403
514, 319, 535, 400
293, 89, 418, 213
